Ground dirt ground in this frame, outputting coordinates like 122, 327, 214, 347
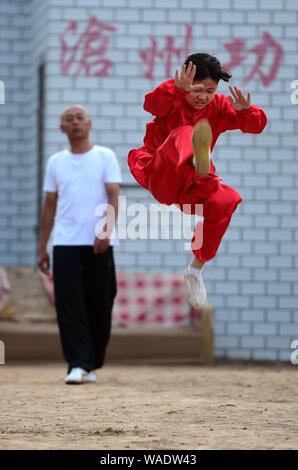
0, 362, 297, 450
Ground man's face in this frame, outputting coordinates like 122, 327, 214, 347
60, 106, 92, 140
185, 78, 218, 110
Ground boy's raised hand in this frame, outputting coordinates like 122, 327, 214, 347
228, 86, 251, 111
175, 62, 204, 92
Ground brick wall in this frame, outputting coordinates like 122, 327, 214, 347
1, 0, 297, 361
0, 0, 35, 265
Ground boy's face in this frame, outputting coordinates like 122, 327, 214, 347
185, 78, 218, 110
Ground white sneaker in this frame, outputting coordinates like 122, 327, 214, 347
86, 370, 97, 383
64, 367, 88, 385
184, 265, 207, 309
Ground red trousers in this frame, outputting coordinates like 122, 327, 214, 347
128, 125, 242, 262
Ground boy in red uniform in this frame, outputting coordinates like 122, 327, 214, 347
128, 53, 267, 309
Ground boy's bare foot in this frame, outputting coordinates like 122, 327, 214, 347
192, 119, 212, 175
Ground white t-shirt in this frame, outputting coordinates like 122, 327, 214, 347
43, 145, 122, 246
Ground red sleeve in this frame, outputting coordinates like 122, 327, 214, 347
143, 79, 187, 117
217, 94, 267, 134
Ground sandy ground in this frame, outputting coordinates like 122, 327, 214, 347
0, 362, 297, 450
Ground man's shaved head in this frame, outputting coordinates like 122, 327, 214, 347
61, 104, 91, 122
60, 104, 92, 143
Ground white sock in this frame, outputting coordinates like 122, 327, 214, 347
188, 265, 203, 277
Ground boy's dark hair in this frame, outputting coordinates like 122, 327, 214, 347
184, 53, 232, 83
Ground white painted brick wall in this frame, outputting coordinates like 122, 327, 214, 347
0, 0, 46, 266
1, 0, 297, 362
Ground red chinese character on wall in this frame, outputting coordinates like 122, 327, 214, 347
223, 38, 246, 70
244, 32, 284, 86
60, 17, 116, 77
139, 24, 193, 79
223, 32, 283, 87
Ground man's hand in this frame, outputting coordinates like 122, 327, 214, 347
38, 191, 57, 275
228, 86, 251, 111
175, 62, 204, 92
38, 250, 50, 274
93, 236, 110, 255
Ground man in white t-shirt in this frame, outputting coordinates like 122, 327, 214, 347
38, 105, 121, 384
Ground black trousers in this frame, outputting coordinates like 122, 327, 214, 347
53, 246, 117, 372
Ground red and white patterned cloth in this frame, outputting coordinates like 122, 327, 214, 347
114, 272, 195, 328
39, 271, 55, 304
40, 271, 202, 329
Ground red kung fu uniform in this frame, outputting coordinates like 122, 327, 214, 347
128, 79, 267, 262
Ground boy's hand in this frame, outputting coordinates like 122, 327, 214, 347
175, 62, 204, 92
228, 86, 251, 110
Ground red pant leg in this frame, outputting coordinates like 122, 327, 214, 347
152, 126, 242, 262
128, 125, 194, 202
192, 184, 242, 262
128, 125, 242, 262
127, 146, 154, 190
128, 126, 218, 205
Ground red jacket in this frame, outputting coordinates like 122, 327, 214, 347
143, 79, 267, 154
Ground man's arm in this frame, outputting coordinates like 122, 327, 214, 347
38, 192, 58, 273
94, 183, 120, 255
106, 182, 120, 221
